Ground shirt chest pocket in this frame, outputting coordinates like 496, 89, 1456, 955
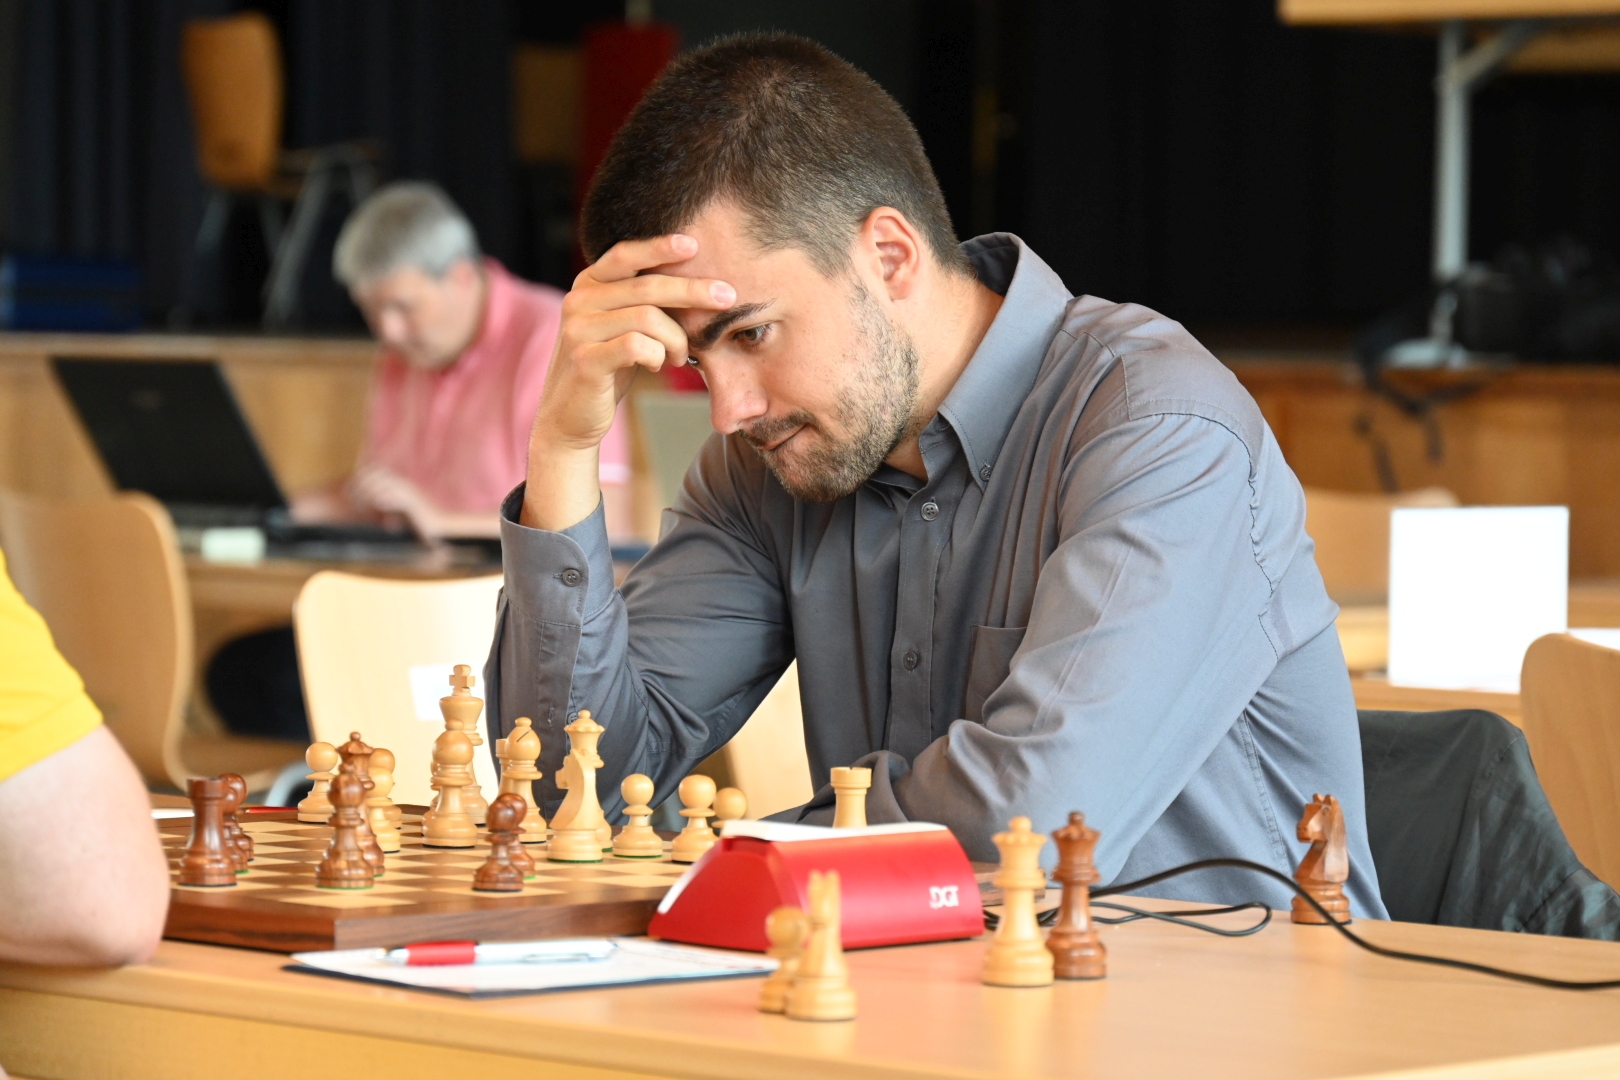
963, 625, 1027, 723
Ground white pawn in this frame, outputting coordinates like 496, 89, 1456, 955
422, 731, 477, 848
612, 774, 663, 859
715, 786, 748, 826
671, 774, 718, 863
298, 742, 339, 823
367, 760, 402, 852
498, 718, 547, 844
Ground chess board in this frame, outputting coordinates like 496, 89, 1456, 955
160, 810, 690, 954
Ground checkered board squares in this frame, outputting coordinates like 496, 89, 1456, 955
160, 810, 690, 954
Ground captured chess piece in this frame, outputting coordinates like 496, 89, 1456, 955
439, 665, 489, 824
336, 733, 386, 875
499, 717, 547, 843
298, 741, 339, 822
715, 786, 748, 827
367, 754, 402, 853
1046, 811, 1105, 980
758, 905, 810, 1014
474, 793, 528, 892
1292, 793, 1351, 925
671, 774, 718, 863
179, 777, 236, 887
421, 729, 479, 848
831, 766, 871, 829
547, 710, 608, 863
317, 769, 374, 889
613, 774, 664, 859
219, 773, 253, 871
785, 870, 857, 1021
982, 816, 1055, 987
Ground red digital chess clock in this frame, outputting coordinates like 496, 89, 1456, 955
647, 821, 983, 951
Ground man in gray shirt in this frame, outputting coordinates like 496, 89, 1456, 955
486, 34, 1386, 916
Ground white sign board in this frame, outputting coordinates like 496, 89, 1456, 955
408, 663, 460, 722
1387, 506, 1568, 693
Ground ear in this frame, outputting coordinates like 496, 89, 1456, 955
857, 207, 925, 302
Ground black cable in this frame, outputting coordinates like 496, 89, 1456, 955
1092, 900, 1272, 937
1091, 858, 1620, 992
984, 899, 1271, 937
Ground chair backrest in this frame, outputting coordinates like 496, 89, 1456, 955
0, 490, 192, 787
720, 661, 813, 819
1304, 486, 1459, 605
1521, 633, 1620, 888
633, 390, 714, 509
294, 571, 505, 807
181, 12, 283, 190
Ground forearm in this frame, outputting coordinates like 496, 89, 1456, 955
521, 436, 606, 533
0, 726, 169, 966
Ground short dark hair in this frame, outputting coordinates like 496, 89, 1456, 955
580, 34, 970, 278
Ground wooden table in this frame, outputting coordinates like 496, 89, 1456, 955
6, 911, 1620, 1079
1281, 0, 1620, 23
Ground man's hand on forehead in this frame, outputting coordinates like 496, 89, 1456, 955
577, 233, 736, 370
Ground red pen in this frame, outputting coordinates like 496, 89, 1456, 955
382, 939, 616, 966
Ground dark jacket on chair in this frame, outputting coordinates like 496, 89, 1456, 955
1361, 708, 1620, 938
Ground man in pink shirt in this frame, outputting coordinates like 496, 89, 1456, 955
211, 184, 633, 742
297, 181, 632, 539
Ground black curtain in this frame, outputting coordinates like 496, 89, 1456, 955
977, 0, 1620, 327
2, 0, 230, 320
992, 0, 1438, 323
263, 0, 513, 323
0, 0, 515, 328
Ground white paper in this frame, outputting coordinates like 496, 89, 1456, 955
289, 937, 774, 997
1387, 506, 1568, 693
407, 663, 459, 721
1572, 628, 1620, 652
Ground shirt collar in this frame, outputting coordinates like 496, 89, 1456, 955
935, 234, 1072, 490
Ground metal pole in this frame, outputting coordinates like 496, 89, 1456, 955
1430, 21, 1468, 349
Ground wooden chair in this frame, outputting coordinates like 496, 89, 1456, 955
178, 12, 380, 329
296, 568, 814, 817
1304, 486, 1460, 606
0, 490, 303, 793
717, 662, 814, 819
293, 571, 506, 807
1520, 633, 1620, 889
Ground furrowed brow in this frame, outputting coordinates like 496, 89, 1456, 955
689, 301, 772, 352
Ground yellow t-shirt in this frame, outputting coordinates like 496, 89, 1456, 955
0, 549, 102, 781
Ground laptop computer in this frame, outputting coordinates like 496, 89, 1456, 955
51, 357, 421, 554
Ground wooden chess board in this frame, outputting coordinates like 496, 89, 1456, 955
160, 810, 689, 954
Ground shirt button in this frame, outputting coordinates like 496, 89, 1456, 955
561, 568, 582, 586
979, 464, 993, 482
903, 649, 920, 670
920, 501, 940, 521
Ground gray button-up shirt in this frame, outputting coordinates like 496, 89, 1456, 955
487, 234, 1386, 917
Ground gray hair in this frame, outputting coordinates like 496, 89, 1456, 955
333, 182, 481, 287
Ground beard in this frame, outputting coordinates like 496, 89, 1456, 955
740, 280, 921, 503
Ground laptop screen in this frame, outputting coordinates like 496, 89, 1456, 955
52, 358, 287, 512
